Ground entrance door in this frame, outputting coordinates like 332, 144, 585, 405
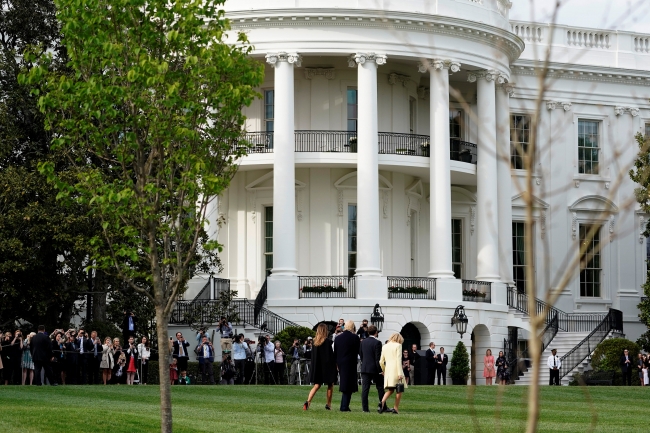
400, 323, 421, 352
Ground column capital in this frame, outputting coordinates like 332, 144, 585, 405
614, 106, 640, 117
467, 69, 499, 83
546, 100, 572, 111
499, 82, 516, 97
265, 52, 302, 68
348, 52, 387, 68
418, 59, 461, 74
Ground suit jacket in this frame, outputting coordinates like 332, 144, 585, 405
30, 333, 53, 363
78, 337, 94, 357
91, 341, 103, 360
173, 340, 191, 359
359, 336, 382, 374
621, 355, 634, 372
122, 314, 137, 335
436, 353, 449, 368
334, 330, 360, 394
425, 348, 437, 368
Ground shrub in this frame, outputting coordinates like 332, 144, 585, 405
449, 340, 470, 384
273, 326, 316, 352
591, 337, 640, 372
146, 361, 221, 385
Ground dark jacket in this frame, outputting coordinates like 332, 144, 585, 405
30, 332, 53, 363
124, 343, 139, 365
65, 341, 79, 364
78, 337, 94, 357
621, 354, 634, 372
437, 353, 449, 368
359, 336, 382, 374
309, 340, 337, 385
334, 330, 360, 394
425, 348, 437, 368
196, 342, 215, 364
173, 340, 191, 359
91, 340, 103, 360
121, 314, 137, 335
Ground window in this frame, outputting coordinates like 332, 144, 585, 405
578, 120, 600, 174
449, 110, 463, 139
452, 219, 463, 279
264, 206, 273, 274
409, 97, 417, 134
645, 123, 650, 138
347, 88, 358, 132
264, 90, 274, 132
348, 204, 357, 278
510, 114, 531, 170
646, 235, 650, 272
512, 222, 532, 292
579, 224, 602, 297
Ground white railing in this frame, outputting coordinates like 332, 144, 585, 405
511, 23, 543, 43
566, 29, 611, 49
634, 36, 650, 53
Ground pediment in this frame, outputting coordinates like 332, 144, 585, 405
406, 179, 424, 198
569, 195, 618, 213
334, 171, 393, 190
450, 186, 476, 204
511, 192, 549, 209
245, 171, 306, 191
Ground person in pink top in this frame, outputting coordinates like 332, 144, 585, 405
483, 349, 496, 385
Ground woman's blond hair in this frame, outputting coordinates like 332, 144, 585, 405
314, 323, 329, 347
388, 332, 404, 344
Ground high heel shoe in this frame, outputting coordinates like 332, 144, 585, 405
325, 404, 331, 410
378, 402, 387, 413
303, 401, 310, 410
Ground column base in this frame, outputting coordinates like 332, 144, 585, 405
428, 270, 456, 279
354, 267, 383, 277
267, 275, 299, 301
270, 267, 298, 277
355, 276, 387, 300
475, 274, 501, 283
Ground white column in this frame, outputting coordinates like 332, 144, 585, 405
418, 59, 460, 279
266, 52, 301, 276
469, 70, 500, 281
349, 52, 386, 277
496, 81, 515, 285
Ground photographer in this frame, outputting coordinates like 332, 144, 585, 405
357, 320, 369, 340
257, 335, 275, 384
2, 330, 23, 385
232, 335, 249, 384
172, 332, 191, 378
197, 336, 215, 385
273, 341, 285, 385
218, 317, 233, 353
195, 328, 210, 346
288, 338, 304, 385
220, 353, 235, 385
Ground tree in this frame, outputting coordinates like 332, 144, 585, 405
274, 326, 316, 352
24, 0, 263, 431
0, 0, 95, 330
183, 289, 240, 333
629, 132, 650, 350
449, 340, 470, 385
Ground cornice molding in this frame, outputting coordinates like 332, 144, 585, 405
227, 9, 524, 63
304, 67, 336, 79
511, 60, 650, 87
546, 100, 572, 111
265, 52, 302, 67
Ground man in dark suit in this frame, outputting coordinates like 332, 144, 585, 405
89, 331, 103, 385
173, 332, 191, 375
436, 347, 449, 385
122, 311, 137, 346
334, 320, 360, 412
621, 349, 633, 386
30, 325, 57, 386
77, 329, 94, 384
425, 342, 437, 385
359, 325, 384, 413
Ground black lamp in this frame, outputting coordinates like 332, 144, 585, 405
370, 304, 384, 333
451, 305, 468, 338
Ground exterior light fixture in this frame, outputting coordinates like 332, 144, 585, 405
451, 305, 469, 338
370, 304, 384, 333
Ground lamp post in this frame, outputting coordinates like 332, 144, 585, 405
451, 305, 468, 338
370, 304, 384, 333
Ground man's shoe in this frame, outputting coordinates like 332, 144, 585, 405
325, 405, 331, 410
363, 410, 370, 413
340, 408, 351, 412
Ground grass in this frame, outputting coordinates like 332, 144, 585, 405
0, 384, 644, 432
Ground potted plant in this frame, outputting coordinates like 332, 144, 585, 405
420, 140, 430, 157
449, 340, 470, 385
348, 136, 357, 153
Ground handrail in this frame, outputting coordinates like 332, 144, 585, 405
462, 280, 492, 303
559, 308, 623, 378
254, 278, 268, 324
387, 276, 436, 300
506, 286, 606, 332
504, 313, 558, 383
299, 276, 356, 299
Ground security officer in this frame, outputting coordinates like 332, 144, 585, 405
547, 348, 561, 385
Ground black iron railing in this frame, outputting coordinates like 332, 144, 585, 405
450, 139, 477, 164
559, 308, 623, 378
378, 132, 430, 157
506, 286, 607, 332
254, 278, 268, 325
387, 276, 436, 299
170, 298, 299, 336
231, 131, 273, 154
462, 280, 492, 303
295, 130, 356, 152
298, 276, 356, 298
504, 314, 559, 383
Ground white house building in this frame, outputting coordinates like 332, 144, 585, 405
172, 0, 650, 385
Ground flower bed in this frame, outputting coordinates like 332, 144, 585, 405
462, 289, 487, 298
301, 284, 346, 293
388, 286, 427, 294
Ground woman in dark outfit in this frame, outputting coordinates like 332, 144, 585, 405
303, 324, 337, 410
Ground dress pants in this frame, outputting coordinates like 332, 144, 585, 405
340, 392, 352, 411
79, 355, 90, 384
409, 365, 415, 385
33, 361, 56, 386
437, 366, 447, 385
90, 357, 100, 384
234, 359, 246, 384
361, 373, 385, 412
289, 359, 301, 384
264, 361, 275, 384
622, 369, 632, 386
427, 365, 437, 385
200, 362, 215, 385
549, 368, 560, 385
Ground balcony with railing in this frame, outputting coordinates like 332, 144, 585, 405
298, 276, 356, 299
235, 131, 478, 164
462, 280, 492, 303
387, 276, 436, 300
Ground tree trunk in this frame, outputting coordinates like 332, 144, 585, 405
156, 306, 172, 433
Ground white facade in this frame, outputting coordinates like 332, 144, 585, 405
190, 0, 650, 383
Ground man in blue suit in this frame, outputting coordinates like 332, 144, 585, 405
359, 325, 384, 412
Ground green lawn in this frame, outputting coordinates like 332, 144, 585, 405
0, 385, 643, 432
